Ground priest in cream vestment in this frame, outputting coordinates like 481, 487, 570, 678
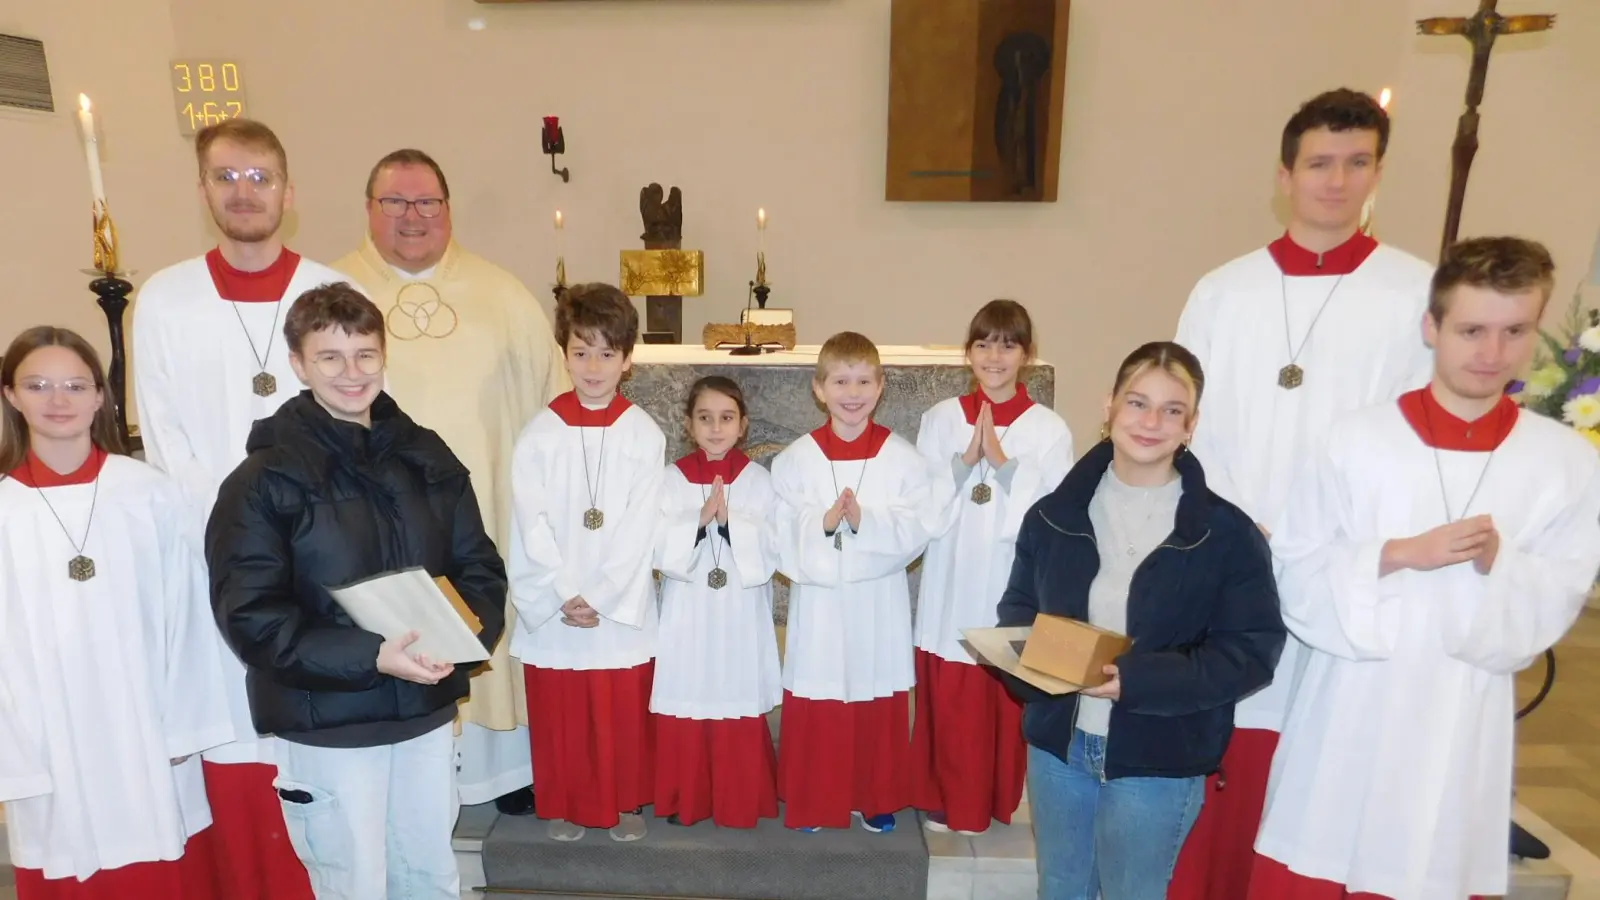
334, 149, 567, 813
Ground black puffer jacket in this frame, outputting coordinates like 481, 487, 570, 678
206, 391, 507, 742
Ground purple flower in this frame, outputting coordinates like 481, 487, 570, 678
1507, 380, 1526, 395
1576, 377, 1600, 397
1566, 347, 1582, 364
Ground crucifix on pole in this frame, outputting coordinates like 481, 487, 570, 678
1417, 0, 1556, 259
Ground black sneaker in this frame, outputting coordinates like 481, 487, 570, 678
495, 787, 536, 817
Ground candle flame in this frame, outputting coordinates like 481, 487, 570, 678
757, 208, 766, 229
1378, 87, 1392, 110
79, 93, 92, 112
554, 209, 563, 229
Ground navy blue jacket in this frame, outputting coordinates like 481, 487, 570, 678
996, 439, 1285, 780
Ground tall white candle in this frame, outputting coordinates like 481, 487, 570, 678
77, 94, 107, 207
1360, 87, 1392, 234
554, 209, 566, 285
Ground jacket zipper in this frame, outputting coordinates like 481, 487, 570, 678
1038, 510, 1211, 782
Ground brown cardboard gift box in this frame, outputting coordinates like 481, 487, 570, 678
961, 613, 1131, 695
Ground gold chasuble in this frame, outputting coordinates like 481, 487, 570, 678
335, 238, 569, 730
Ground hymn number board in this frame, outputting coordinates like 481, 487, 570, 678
169, 60, 247, 136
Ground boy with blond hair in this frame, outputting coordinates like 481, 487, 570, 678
771, 332, 933, 832
505, 283, 666, 843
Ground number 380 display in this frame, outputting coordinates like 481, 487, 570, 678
169, 60, 247, 136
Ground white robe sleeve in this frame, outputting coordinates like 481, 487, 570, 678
845, 445, 934, 583
917, 407, 966, 541
1174, 281, 1249, 516
1270, 442, 1404, 661
996, 424, 1074, 544
508, 437, 584, 633
1443, 463, 1600, 674
0, 576, 51, 801
133, 300, 217, 520
654, 467, 709, 583
576, 426, 665, 628
726, 467, 779, 590
773, 445, 845, 589
158, 488, 235, 760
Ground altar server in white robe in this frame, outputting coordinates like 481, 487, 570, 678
130, 118, 336, 900
0, 326, 233, 899
772, 332, 933, 834
652, 376, 783, 829
1168, 88, 1433, 900
507, 284, 665, 844
911, 300, 1073, 836
1249, 236, 1600, 900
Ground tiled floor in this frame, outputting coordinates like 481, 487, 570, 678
1516, 606, 1600, 859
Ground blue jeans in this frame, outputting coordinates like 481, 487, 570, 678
1029, 732, 1204, 900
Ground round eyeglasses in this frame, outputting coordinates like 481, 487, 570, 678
376, 197, 447, 219
310, 350, 385, 379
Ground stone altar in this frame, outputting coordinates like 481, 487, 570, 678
619, 344, 1058, 623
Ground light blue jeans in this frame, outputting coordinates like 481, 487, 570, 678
274, 722, 460, 900
1028, 732, 1204, 900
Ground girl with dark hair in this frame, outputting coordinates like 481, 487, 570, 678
910, 299, 1074, 836
650, 376, 783, 828
0, 326, 232, 899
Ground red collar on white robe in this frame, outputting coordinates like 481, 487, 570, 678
812, 422, 891, 461
959, 384, 1034, 426
7, 446, 108, 487
206, 246, 303, 303
548, 390, 632, 427
675, 448, 752, 484
1398, 387, 1519, 451
1267, 230, 1377, 276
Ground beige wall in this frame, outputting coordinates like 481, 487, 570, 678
3, 0, 1597, 441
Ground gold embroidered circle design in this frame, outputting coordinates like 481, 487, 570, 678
386, 281, 459, 340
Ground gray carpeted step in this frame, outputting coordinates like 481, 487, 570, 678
481, 808, 928, 900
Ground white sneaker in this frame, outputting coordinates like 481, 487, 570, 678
548, 820, 586, 842
610, 812, 648, 842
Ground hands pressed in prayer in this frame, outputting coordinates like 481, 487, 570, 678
824, 492, 848, 534
1380, 515, 1498, 576
841, 487, 863, 531
378, 630, 457, 684
1080, 664, 1121, 701
560, 596, 599, 629
713, 478, 730, 527
979, 404, 1008, 468
962, 405, 986, 468
699, 477, 726, 528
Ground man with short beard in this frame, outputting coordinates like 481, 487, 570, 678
132, 118, 343, 900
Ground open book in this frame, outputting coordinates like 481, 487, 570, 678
327, 567, 489, 665
960, 626, 1082, 695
